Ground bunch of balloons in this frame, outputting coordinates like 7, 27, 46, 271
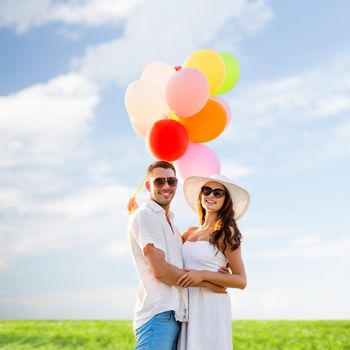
124, 49, 240, 179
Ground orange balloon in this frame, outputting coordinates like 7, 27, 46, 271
179, 98, 227, 143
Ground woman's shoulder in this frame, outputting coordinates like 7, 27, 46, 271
181, 226, 198, 242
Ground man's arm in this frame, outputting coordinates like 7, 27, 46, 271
177, 247, 247, 290
144, 244, 226, 293
144, 243, 185, 285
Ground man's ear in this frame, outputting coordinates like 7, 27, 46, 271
145, 181, 150, 191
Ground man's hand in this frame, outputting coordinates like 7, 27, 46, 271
177, 270, 205, 288
127, 197, 139, 214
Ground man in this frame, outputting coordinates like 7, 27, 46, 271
128, 160, 225, 350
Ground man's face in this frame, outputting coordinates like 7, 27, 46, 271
146, 167, 177, 209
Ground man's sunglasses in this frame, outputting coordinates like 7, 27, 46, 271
153, 177, 178, 187
201, 186, 226, 198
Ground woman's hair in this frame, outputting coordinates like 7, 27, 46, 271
197, 185, 242, 254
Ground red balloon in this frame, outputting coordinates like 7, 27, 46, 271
174, 66, 182, 71
147, 119, 189, 161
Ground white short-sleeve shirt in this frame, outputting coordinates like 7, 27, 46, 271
128, 200, 188, 330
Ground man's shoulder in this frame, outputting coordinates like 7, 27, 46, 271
133, 204, 154, 217
136, 200, 165, 216
129, 204, 158, 226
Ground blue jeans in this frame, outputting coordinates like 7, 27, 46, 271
135, 310, 181, 350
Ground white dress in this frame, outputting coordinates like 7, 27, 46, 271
178, 240, 232, 350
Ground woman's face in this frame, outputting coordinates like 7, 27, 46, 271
200, 181, 226, 212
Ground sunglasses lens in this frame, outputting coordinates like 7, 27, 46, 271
153, 177, 178, 187
213, 189, 225, 198
201, 186, 225, 198
167, 177, 178, 186
201, 186, 212, 196
154, 178, 165, 186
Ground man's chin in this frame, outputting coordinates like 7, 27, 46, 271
157, 194, 173, 205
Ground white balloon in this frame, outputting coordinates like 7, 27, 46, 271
130, 119, 148, 138
125, 78, 170, 128
141, 61, 176, 90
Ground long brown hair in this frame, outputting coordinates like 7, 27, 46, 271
197, 185, 242, 254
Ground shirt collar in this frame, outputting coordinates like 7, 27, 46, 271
145, 199, 175, 219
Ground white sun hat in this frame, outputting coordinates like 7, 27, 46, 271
183, 174, 250, 220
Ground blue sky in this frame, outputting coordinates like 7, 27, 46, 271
1, 0, 349, 320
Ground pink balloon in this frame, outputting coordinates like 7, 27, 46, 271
211, 96, 231, 129
174, 143, 220, 179
166, 68, 209, 117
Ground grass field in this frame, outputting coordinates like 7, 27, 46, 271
0, 320, 349, 349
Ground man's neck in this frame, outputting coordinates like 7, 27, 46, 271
151, 199, 170, 214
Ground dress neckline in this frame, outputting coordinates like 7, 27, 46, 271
183, 240, 227, 259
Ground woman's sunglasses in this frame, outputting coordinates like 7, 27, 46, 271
201, 186, 226, 198
153, 177, 178, 187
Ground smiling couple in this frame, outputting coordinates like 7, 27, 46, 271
128, 160, 250, 350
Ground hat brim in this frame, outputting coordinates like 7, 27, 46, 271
183, 175, 250, 220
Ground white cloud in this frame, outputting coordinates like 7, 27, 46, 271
0, 168, 69, 196
325, 120, 350, 159
0, 287, 137, 319
231, 0, 274, 35
245, 228, 296, 239
0, 0, 142, 33
0, 258, 5, 271
103, 239, 131, 260
0, 188, 30, 213
39, 185, 131, 218
46, 0, 142, 27
259, 288, 292, 315
227, 56, 350, 143
77, 0, 273, 85
221, 161, 255, 178
217, 55, 350, 172
251, 236, 350, 259
230, 285, 350, 319
0, 72, 99, 167
0, 184, 133, 266
0, 0, 50, 33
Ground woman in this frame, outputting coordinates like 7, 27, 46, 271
177, 174, 249, 350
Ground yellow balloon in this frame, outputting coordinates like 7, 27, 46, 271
169, 112, 180, 121
183, 49, 225, 96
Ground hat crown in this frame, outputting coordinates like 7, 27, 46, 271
206, 174, 231, 184
183, 173, 250, 220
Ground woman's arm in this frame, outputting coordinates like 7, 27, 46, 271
177, 246, 247, 289
181, 227, 228, 293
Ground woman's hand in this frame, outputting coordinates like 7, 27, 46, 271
127, 197, 139, 214
177, 270, 205, 288
218, 265, 231, 274
202, 282, 227, 294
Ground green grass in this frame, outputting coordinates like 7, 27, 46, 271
0, 320, 349, 349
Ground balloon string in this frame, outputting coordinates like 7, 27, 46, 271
128, 175, 147, 215
132, 175, 147, 199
